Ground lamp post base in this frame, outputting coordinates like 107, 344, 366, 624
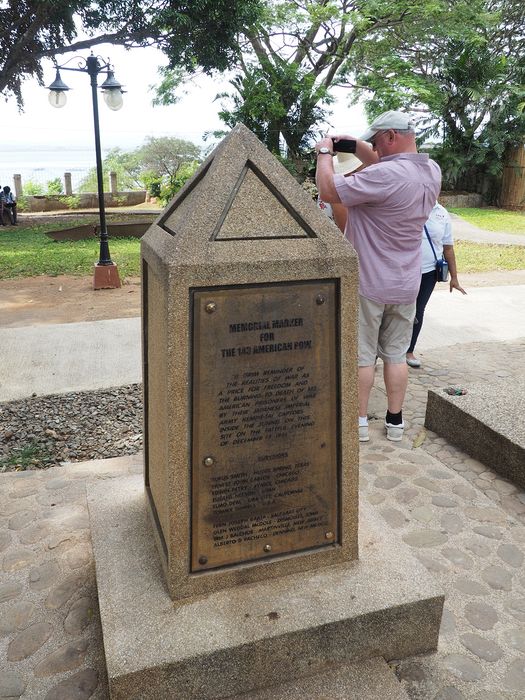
93, 262, 121, 290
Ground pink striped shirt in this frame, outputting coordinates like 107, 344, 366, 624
334, 153, 441, 304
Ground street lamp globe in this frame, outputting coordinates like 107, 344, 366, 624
102, 88, 123, 111
100, 70, 124, 111
47, 68, 70, 108
48, 90, 67, 108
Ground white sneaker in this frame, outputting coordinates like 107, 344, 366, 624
385, 422, 404, 442
359, 425, 369, 442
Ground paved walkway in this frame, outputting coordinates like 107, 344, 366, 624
1, 275, 525, 698
1, 338, 525, 699
448, 214, 525, 246
0, 318, 141, 402
1, 283, 524, 402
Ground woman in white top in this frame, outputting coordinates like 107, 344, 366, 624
406, 202, 466, 367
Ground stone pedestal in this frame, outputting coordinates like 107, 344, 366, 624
93, 262, 121, 290
87, 474, 444, 700
88, 125, 444, 698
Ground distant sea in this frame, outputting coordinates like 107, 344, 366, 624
0, 146, 110, 192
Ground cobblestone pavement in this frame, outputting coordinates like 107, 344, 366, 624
0, 338, 524, 699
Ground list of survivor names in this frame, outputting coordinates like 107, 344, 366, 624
217, 315, 316, 447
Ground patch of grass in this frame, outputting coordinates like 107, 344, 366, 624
1, 218, 524, 280
448, 207, 525, 234
0, 220, 141, 279
455, 241, 525, 273
0, 440, 51, 472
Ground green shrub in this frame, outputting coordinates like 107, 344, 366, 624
142, 171, 163, 198
159, 161, 199, 204
58, 195, 81, 210
46, 178, 64, 195
15, 196, 29, 212
23, 180, 44, 195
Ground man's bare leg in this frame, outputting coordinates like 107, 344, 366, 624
358, 365, 376, 417
383, 361, 408, 413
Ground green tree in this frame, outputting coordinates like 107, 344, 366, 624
351, 0, 525, 197
0, 0, 263, 108
77, 136, 201, 194
137, 136, 201, 181
156, 0, 443, 168
77, 147, 143, 193
158, 160, 200, 204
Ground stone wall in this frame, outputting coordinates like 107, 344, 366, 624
438, 192, 483, 208
19, 191, 147, 212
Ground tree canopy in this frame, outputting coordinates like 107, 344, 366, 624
351, 0, 525, 194
156, 0, 443, 164
0, 0, 263, 108
154, 0, 524, 194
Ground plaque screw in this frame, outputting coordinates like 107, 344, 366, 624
205, 301, 217, 313
325, 531, 334, 540
316, 294, 326, 305
263, 544, 272, 552
203, 456, 215, 467
198, 556, 208, 565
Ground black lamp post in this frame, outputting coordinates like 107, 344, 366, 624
48, 53, 124, 288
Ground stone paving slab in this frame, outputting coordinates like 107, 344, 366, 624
425, 380, 525, 489
359, 427, 525, 700
0, 455, 142, 700
1, 337, 525, 699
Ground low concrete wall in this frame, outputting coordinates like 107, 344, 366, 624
439, 192, 483, 208
20, 191, 146, 212
425, 383, 525, 488
45, 220, 153, 241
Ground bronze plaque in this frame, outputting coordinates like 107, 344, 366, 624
191, 280, 340, 571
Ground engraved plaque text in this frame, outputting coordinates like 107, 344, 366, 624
191, 281, 339, 571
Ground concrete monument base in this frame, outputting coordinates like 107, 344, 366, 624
232, 657, 410, 699
88, 475, 444, 700
93, 262, 121, 290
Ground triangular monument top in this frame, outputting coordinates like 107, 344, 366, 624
153, 123, 345, 246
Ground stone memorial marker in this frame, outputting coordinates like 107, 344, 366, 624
141, 123, 359, 600
88, 124, 443, 699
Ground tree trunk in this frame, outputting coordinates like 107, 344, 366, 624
499, 143, 525, 210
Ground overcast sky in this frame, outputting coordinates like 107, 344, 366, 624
1, 43, 367, 153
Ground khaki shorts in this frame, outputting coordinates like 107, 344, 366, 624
358, 295, 416, 366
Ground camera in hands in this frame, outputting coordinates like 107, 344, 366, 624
332, 139, 357, 153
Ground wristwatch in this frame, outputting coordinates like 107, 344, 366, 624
317, 146, 334, 156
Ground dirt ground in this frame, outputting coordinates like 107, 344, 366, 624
1, 269, 524, 328
0, 274, 141, 328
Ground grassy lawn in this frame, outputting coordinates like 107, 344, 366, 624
0, 220, 141, 279
1, 217, 524, 279
448, 207, 525, 234
454, 240, 525, 273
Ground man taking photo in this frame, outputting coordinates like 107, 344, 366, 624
315, 110, 441, 442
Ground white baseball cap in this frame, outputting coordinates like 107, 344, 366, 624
333, 151, 362, 175
360, 110, 415, 142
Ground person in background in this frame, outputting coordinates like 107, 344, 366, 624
406, 202, 466, 367
1, 185, 17, 225
315, 110, 441, 443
